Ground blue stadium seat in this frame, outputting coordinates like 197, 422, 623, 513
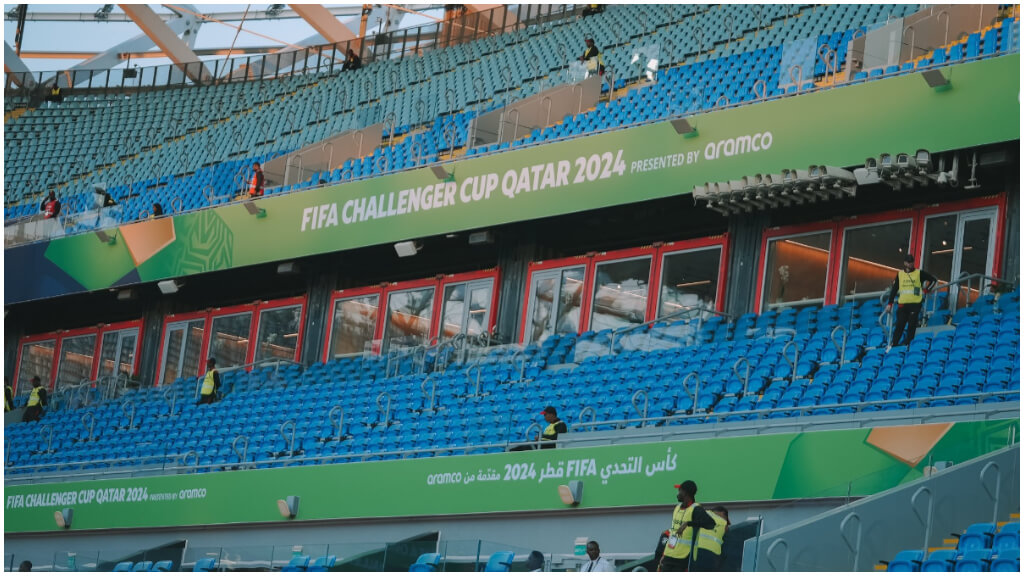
887, 549, 924, 571
282, 555, 310, 571
484, 551, 515, 572
133, 562, 154, 572
958, 523, 998, 551
954, 548, 991, 571
193, 557, 217, 572
990, 548, 1019, 572
921, 549, 958, 572
308, 555, 336, 572
114, 562, 134, 572
410, 553, 442, 572
151, 560, 174, 572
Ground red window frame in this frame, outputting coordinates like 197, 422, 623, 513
323, 269, 501, 362
14, 319, 145, 393
755, 194, 1006, 313
519, 236, 731, 343
155, 297, 307, 386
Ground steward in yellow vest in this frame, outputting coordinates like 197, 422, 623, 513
885, 254, 937, 347
22, 376, 48, 422
660, 480, 716, 572
4, 380, 13, 412
691, 506, 730, 571
197, 358, 221, 405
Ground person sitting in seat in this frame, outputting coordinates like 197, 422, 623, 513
342, 48, 362, 71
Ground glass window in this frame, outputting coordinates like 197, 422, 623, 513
331, 294, 380, 357
17, 339, 56, 393
528, 275, 558, 343
98, 329, 139, 380
590, 257, 651, 331
526, 267, 586, 343
763, 231, 832, 310
383, 287, 435, 351
160, 319, 205, 385
658, 247, 722, 317
839, 221, 912, 302
254, 305, 302, 362
440, 280, 493, 339
209, 313, 252, 368
55, 334, 97, 391
922, 215, 957, 284
556, 268, 586, 335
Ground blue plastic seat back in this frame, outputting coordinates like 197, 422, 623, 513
954, 548, 991, 571
133, 561, 154, 572
114, 562, 134, 572
993, 523, 1019, 550
308, 555, 336, 572
922, 549, 958, 572
282, 555, 310, 572
193, 557, 217, 572
484, 551, 515, 572
888, 549, 925, 571
990, 548, 1019, 572
151, 560, 174, 572
959, 523, 997, 550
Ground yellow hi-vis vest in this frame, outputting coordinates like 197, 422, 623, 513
664, 502, 702, 559
542, 421, 561, 440
696, 511, 728, 558
201, 369, 217, 395
897, 269, 924, 304
5, 386, 13, 411
28, 386, 43, 407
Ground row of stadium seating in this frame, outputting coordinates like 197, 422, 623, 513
885, 520, 1019, 571
5, 4, 932, 226
5, 290, 1018, 477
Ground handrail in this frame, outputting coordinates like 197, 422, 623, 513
839, 512, 862, 571
782, 340, 800, 381
524, 422, 543, 447
421, 376, 437, 412
279, 420, 297, 455
733, 357, 751, 397
163, 387, 177, 415
979, 461, 1001, 524
121, 400, 137, 429
80, 413, 96, 442
40, 424, 56, 453
910, 486, 933, 552
682, 372, 702, 414
608, 304, 732, 354
830, 326, 848, 367
925, 272, 1018, 319
376, 391, 392, 425
181, 450, 199, 473
766, 539, 789, 571
232, 435, 249, 466
465, 362, 483, 397
566, 389, 1019, 432
631, 390, 649, 426
328, 405, 346, 441
577, 406, 598, 432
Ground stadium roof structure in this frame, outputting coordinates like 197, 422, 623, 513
3, 3, 452, 82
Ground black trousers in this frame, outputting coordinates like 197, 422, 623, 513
22, 405, 42, 423
892, 302, 922, 346
658, 555, 690, 572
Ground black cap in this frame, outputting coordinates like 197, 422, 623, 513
904, 253, 915, 263
31, 376, 41, 384
674, 480, 698, 496
540, 406, 557, 416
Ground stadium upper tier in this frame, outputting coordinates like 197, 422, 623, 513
5, 3, 949, 230
5, 289, 1018, 479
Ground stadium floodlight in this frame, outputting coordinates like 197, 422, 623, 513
920, 69, 951, 90
157, 280, 181, 295
276, 496, 300, 519
94, 5, 113, 21
558, 481, 584, 506
55, 508, 74, 529
692, 184, 712, 200
394, 241, 421, 258
670, 118, 698, 137
914, 149, 932, 173
878, 154, 894, 179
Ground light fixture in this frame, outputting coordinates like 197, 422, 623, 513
55, 508, 74, 529
116, 288, 136, 301
95, 229, 117, 244
558, 481, 584, 506
920, 69, 951, 90
243, 201, 266, 218
276, 495, 300, 519
670, 118, 699, 138
276, 262, 300, 275
468, 230, 494, 245
430, 166, 455, 182
94, 5, 113, 21
266, 4, 285, 17
394, 241, 421, 258
157, 280, 181, 295
692, 165, 856, 215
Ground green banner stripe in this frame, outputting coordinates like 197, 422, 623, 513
26, 55, 1022, 295
4, 419, 1016, 532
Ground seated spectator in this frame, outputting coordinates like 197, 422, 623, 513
342, 48, 362, 71
151, 203, 164, 218
579, 38, 605, 75
40, 190, 61, 219
46, 82, 63, 104
581, 4, 605, 17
